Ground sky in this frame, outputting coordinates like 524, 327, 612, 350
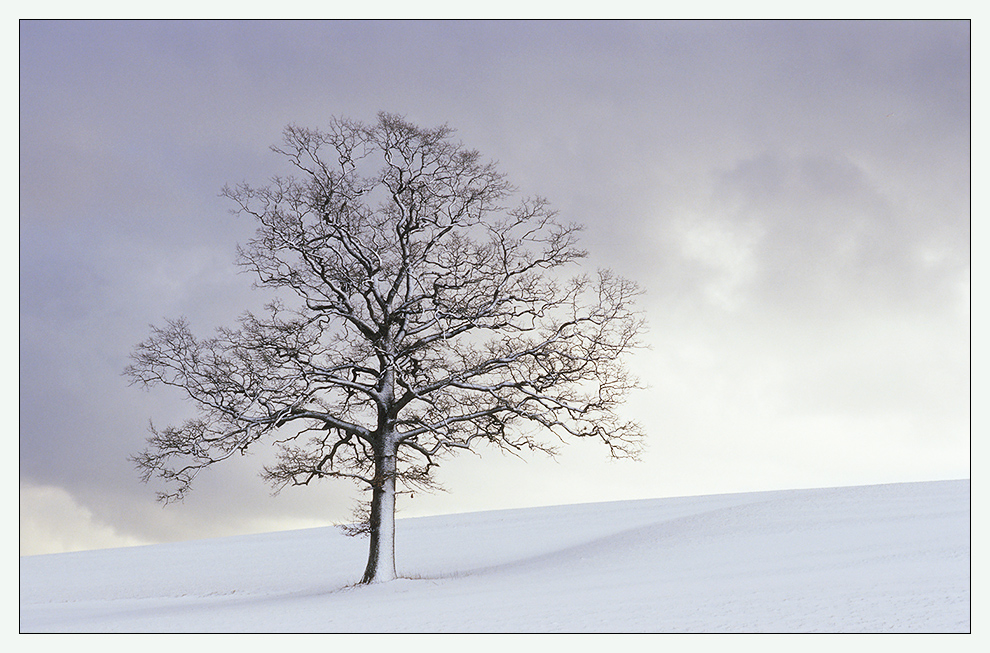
18, 20, 972, 556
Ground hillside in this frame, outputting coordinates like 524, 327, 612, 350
20, 479, 969, 633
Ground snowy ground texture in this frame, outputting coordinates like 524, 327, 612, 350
20, 479, 969, 633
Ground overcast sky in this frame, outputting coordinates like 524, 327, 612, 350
18, 20, 970, 556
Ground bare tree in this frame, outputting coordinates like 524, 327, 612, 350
127, 113, 646, 584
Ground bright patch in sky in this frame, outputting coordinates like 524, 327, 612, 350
671, 214, 761, 310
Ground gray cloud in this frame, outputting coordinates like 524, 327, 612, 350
706, 149, 967, 315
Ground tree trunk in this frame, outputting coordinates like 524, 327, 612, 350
361, 446, 397, 583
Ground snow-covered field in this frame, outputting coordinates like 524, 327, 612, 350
20, 479, 969, 633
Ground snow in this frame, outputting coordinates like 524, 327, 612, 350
19, 479, 969, 633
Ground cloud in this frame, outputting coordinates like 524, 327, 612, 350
669, 214, 761, 311
20, 483, 151, 556
709, 150, 968, 316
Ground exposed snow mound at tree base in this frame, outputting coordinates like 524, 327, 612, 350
20, 480, 969, 633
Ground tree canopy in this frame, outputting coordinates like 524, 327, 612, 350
127, 113, 646, 582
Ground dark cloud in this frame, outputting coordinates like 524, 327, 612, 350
706, 150, 967, 316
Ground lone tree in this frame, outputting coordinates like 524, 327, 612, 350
127, 113, 645, 583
